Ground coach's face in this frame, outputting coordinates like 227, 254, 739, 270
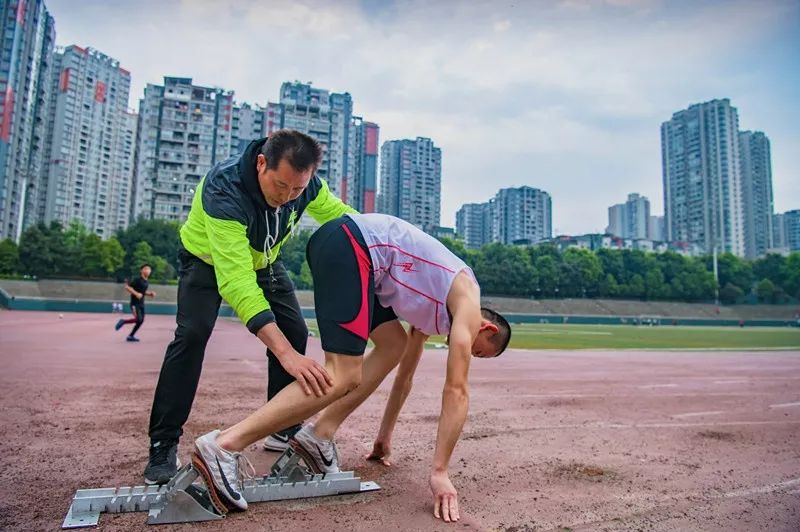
256, 154, 313, 208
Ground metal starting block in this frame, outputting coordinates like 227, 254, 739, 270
62, 447, 381, 528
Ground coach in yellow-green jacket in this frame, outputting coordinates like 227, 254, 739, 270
144, 130, 356, 485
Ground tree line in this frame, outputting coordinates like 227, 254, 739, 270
1, 221, 797, 304
437, 239, 800, 304
0, 219, 180, 283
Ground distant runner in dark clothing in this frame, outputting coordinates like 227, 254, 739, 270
115, 264, 157, 342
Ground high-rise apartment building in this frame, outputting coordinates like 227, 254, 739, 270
772, 212, 786, 250
492, 186, 552, 245
661, 98, 745, 256
40, 46, 132, 238
266, 82, 353, 199
607, 204, 624, 239
132, 77, 233, 221
648, 215, 665, 242
784, 210, 800, 252
327, 90, 352, 199
739, 130, 774, 258
606, 193, 650, 240
117, 110, 137, 229
231, 102, 265, 156
456, 201, 492, 249
347, 117, 378, 213
0, 0, 55, 240
378, 137, 441, 233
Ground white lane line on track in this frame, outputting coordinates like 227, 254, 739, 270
671, 411, 725, 419
517, 394, 593, 398
714, 380, 749, 384
638, 384, 678, 389
605, 420, 799, 429
724, 478, 800, 498
530, 329, 614, 335
597, 421, 800, 429
516, 393, 770, 398
769, 401, 800, 409
511, 420, 800, 432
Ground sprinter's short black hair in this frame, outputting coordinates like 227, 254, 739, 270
481, 307, 511, 356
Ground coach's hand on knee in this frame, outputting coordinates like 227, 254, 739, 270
281, 353, 333, 397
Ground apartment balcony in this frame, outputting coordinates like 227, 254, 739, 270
160, 138, 184, 148
165, 92, 191, 103
152, 189, 185, 202
158, 152, 185, 163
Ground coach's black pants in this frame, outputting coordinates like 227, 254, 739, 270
148, 247, 307, 442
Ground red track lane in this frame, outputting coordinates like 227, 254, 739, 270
1, 311, 799, 531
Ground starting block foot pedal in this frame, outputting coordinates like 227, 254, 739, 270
146, 484, 222, 524
63, 448, 380, 527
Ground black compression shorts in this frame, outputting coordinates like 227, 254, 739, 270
306, 216, 397, 355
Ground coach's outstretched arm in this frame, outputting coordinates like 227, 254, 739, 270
430, 276, 482, 523
204, 214, 332, 397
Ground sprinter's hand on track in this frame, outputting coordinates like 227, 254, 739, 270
430, 470, 459, 522
365, 440, 392, 466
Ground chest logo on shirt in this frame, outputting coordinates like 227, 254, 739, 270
394, 261, 418, 273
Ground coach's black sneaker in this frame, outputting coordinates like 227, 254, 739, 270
262, 424, 302, 452
144, 439, 179, 485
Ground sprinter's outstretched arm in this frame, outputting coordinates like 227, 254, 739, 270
366, 326, 427, 465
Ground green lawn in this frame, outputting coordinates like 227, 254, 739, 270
489, 323, 800, 350
307, 320, 800, 350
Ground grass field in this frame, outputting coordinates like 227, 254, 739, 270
306, 320, 800, 350
500, 323, 800, 350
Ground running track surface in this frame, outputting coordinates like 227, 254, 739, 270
1, 311, 799, 531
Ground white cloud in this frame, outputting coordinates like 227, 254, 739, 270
493, 19, 512, 32
46, 0, 800, 231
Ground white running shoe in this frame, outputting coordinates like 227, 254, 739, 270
262, 424, 302, 452
262, 433, 290, 452
192, 430, 254, 513
289, 424, 340, 475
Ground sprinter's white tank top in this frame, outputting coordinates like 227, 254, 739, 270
346, 213, 477, 336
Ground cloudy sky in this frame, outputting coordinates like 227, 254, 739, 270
47, 0, 799, 234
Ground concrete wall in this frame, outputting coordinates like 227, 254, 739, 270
2, 279, 798, 323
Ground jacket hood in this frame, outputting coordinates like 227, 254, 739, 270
239, 137, 270, 211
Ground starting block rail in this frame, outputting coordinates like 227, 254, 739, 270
62, 448, 380, 528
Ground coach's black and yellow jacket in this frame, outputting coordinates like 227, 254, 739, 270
179, 137, 356, 335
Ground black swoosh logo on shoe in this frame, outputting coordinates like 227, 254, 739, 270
272, 433, 289, 443
215, 457, 241, 501
315, 444, 334, 467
